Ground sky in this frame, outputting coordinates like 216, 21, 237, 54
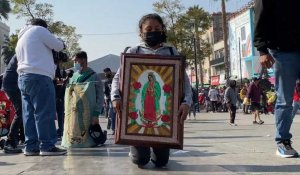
5, 0, 252, 61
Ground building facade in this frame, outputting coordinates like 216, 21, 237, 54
228, 1, 272, 81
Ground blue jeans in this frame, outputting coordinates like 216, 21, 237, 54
269, 50, 300, 142
18, 73, 57, 151
107, 101, 116, 131
292, 101, 300, 119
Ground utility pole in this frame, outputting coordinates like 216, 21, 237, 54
193, 36, 199, 92
221, 0, 230, 79
238, 38, 243, 86
195, 29, 204, 89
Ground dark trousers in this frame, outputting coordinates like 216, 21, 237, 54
211, 101, 218, 112
104, 99, 110, 118
56, 98, 64, 136
5, 90, 24, 146
243, 104, 249, 114
130, 146, 170, 167
227, 104, 237, 123
189, 103, 196, 117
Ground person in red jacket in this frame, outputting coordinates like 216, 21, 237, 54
292, 81, 300, 119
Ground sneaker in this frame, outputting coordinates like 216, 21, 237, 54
258, 120, 264, 125
24, 149, 40, 156
253, 121, 258, 124
229, 123, 237, 126
40, 147, 67, 156
3, 143, 22, 154
276, 140, 299, 158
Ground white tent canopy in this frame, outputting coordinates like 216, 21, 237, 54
88, 54, 120, 74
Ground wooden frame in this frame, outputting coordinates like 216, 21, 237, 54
115, 53, 184, 149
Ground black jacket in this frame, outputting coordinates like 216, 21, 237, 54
2, 55, 19, 92
254, 0, 300, 55
103, 78, 113, 100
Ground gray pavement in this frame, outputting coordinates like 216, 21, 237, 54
1, 110, 300, 175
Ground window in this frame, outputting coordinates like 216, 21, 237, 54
241, 26, 246, 41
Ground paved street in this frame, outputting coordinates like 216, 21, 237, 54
1, 110, 300, 175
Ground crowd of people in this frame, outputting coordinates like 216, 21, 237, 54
0, 0, 300, 170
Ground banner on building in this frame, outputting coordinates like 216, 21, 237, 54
211, 75, 220, 85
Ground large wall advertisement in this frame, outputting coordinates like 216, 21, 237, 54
229, 10, 253, 79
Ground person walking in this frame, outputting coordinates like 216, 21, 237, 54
15, 18, 67, 156
254, 0, 300, 157
224, 80, 238, 126
188, 87, 198, 120
240, 85, 249, 114
247, 78, 264, 125
208, 86, 219, 113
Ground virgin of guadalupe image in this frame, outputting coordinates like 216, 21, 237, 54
141, 72, 161, 125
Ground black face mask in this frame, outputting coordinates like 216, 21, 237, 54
143, 31, 164, 47
105, 73, 112, 78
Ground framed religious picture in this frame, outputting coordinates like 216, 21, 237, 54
115, 53, 185, 149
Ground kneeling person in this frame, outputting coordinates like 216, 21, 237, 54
61, 51, 105, 148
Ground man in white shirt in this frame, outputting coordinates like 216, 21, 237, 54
16, 19, 67, 156
208, 86, 219, 112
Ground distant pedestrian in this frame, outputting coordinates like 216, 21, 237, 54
247, 78, 264, 125
208, 86, 219, 112
224, 80, 238, 126
240, 85, 249, 114
292, 80, 300, 119
189, 87, 198, 120
103, 67, 116, 134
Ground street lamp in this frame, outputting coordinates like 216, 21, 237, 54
238, 37, 243, 86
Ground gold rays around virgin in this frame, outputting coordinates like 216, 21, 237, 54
130, 64, 174, 83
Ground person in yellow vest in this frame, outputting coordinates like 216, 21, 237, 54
240, 85, 250, 114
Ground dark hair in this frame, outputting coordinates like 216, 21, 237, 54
103, 67, 111, 72
31, 18, 48, 28
138, 13, 167, 42
253, 77, 260, 82
75, 51, 88, 60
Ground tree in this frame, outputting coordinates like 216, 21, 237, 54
213, 0, 230, 79
1, 34, 18, 65
153, 1, 212, 87
0, 0, 11, 20
153, 0, 184, 48
11, 0, 81, 68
